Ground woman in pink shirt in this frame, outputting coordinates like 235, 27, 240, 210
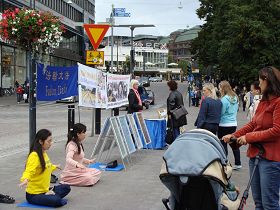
60, 123, 101, 186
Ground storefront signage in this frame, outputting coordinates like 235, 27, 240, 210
133, 42, 167, 50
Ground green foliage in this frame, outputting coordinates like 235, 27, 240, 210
192, 0, 280, 83
178, 60, 189, 74
123, 56, 130, 73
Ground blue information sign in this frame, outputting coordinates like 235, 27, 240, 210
113, 8, 130, 17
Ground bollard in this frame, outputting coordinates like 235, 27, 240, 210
68, 104, 75, 132
95, 108, 101, 134
113, 108, 119, 116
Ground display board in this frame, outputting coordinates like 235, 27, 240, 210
107, 73, 130, 109
78, 63, 107, 108
110, 117, 129, 159
126, 114, 143, 149
134, 112, 152, 145
117, 116, 136, 154
91, 118, 113, 158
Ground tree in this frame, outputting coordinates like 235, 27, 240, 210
123, 55, 130, 74
192, 0, 280, 83
178, 60, 189, 75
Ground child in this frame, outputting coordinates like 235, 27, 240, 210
60, 123, 101, 186
19, 129, 70, 207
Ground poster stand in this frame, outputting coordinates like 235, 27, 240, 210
90, 113, 150, 170
134, 112, 152, 147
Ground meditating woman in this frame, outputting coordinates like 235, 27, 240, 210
60, 123, 101, 186
19, 129, 70, 207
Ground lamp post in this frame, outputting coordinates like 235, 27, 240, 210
114, 24, 155, 75
28, 0, 36, 147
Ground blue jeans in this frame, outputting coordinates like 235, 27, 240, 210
249, 158, 280, 210
26, 184, 71, 207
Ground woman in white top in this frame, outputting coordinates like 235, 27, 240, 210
247, 81, 262, 121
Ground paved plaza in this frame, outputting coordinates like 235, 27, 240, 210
0, 82, 254, 210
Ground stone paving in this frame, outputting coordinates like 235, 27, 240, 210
0, 86, 255, 210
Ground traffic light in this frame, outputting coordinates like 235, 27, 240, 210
187, 64, 192, 74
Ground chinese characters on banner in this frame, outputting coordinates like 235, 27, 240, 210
107, 73, 130, 109
78, 63, 107, 108
37, 64, 78, 101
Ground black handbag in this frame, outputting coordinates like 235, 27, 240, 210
170, 106, 188, 120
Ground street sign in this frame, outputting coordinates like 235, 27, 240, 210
113, 8, 130, 17
114, 12, 131, 17
114, 8, 126, 12
86, 51, 104, 65
83, 24, 110, 50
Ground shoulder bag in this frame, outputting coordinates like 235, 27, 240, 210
170, 106, 188, 120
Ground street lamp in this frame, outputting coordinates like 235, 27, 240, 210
114, 24, 155, 75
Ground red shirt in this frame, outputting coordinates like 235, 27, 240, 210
233, 96, 280, 162
16, 86, 24, 94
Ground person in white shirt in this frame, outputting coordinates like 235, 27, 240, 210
247, 81, 262, 121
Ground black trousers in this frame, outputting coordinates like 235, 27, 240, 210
218, 126, 241, 165
201, 123, 219, 135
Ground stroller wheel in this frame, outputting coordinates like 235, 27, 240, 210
162, 198, 171, 210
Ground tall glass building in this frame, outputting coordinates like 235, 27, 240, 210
0, 0, 95, 89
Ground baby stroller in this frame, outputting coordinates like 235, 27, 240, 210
160, 129, 240, 210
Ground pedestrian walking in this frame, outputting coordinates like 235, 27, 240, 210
16, 85, 24, 104
19, 129, 70, 207
217, 81, 241, 170
60, 123, 101, 186
223, 66, 280, 210
241, 86, 247, 111
127, 80, 143, 114
247, 81, 262, 121
195, 83, 222, 134
167, 80, 187, 140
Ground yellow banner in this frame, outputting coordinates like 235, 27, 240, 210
86, 51, 104, 65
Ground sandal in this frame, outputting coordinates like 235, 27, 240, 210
0, 194, 15, 204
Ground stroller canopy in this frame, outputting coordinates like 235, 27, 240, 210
163, 129, 228, 179
160, 129, 239, 210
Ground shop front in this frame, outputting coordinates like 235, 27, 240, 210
0, 44, 27, 89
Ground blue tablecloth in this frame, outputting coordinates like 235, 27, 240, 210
144, 119, 166, 149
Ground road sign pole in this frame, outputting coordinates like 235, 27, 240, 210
111, 4, 114, 73
130, 27, 135, 75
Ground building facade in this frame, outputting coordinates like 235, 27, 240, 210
101, 35, 169, 75
168, 26, 201, 62
0, 0, 95, 91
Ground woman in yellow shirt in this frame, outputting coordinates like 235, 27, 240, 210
19, 129, 71, 207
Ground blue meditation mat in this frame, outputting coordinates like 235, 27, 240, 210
88, 162, 124, 171
17, 201, 54, 208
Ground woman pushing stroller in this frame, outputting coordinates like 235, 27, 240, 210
223, 66, 280, 210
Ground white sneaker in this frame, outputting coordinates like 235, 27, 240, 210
232, 165, 242, 170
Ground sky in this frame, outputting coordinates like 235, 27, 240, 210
95, 0, 205, 37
